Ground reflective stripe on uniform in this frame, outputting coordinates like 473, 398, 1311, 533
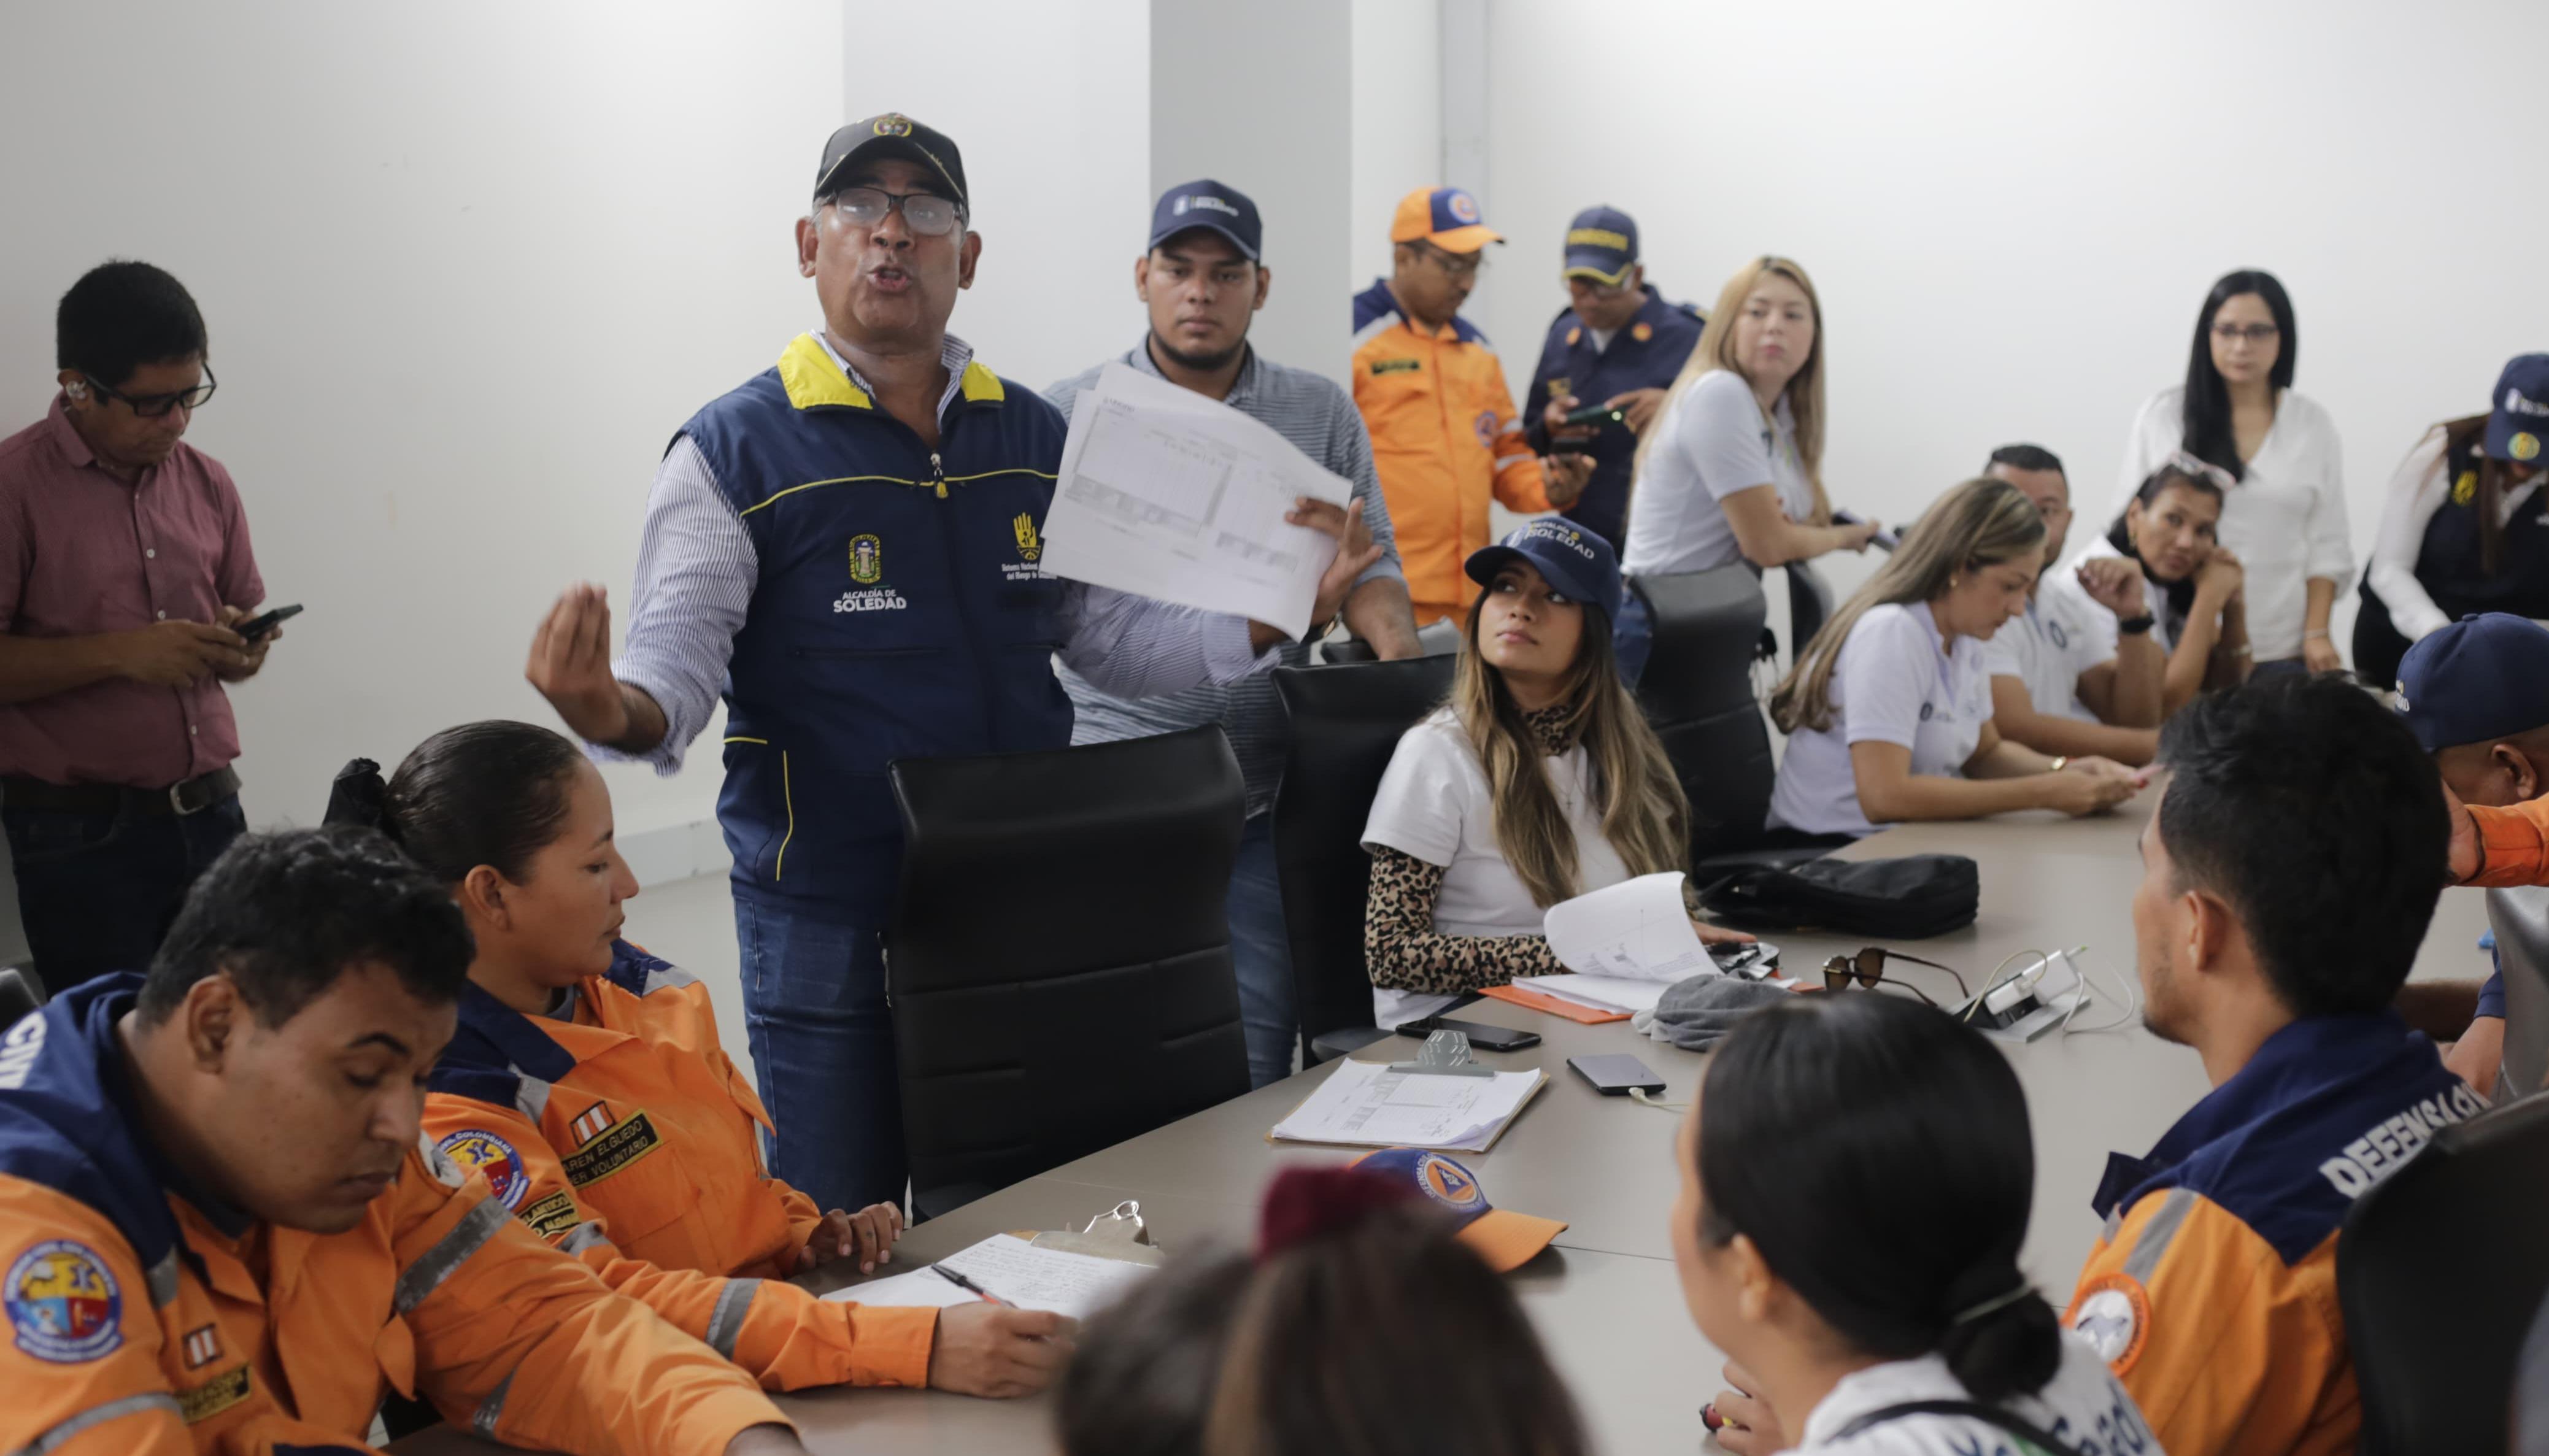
514, 1070, 551, 1125
558, 1222, 610, 1256
2123, 1187, 2197, 1283
641, 964, 700, 996
394, 1195, 512, 1314
144, 1248, 181, 1308
471, 1369, 514, 1439
9, 1392, 182, 1456
704, 1279, 762, 1359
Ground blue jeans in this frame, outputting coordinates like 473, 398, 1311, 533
732, 887, 904, 1213
1227, 813, 1296, 1088
3, 795, 246, 992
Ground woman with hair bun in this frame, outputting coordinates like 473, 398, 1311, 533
1673, 993, 2162, 1454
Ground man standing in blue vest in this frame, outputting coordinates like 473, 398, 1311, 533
1521, 206, 1705, 549
523, 115, 1379, 1213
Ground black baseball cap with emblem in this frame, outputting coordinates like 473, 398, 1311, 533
814, 112, 968, 209
1149, 179, 1263, 261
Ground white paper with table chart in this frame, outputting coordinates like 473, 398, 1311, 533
1041, 360, 1351, 639
1269, 1057, 1546, 1153
819, 1234, 1152, 1320
1542, 871, 1713, 982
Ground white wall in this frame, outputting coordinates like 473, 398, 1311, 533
0, 1, 844, 870
854, 0, 1152, 395
1479, 0, 2549, 637
1349, 0, 1444, 302
1155, 0, 1351, 385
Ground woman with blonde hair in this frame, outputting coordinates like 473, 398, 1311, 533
1622, 256, 1881, 573
1767, 477, 2142, 839
1360, 519, 1753, 1027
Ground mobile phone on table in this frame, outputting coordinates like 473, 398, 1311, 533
1568, 1053, 1665, 1096
1562, 402, 1627, 428
1395, 1015, 1542, 1052
237, 604, 303, 642
1830, 510, 1900, 552
1708, 941, 1781, 979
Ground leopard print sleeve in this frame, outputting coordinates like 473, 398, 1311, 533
1363, 846, 1566, 996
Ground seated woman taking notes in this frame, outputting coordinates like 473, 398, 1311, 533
1680, 995, 2162, 1455
1361, 521, 1751, 1028
1767, 477, 2141, 837
326, 722, 1061, 1397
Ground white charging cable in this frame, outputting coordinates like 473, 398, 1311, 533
1629, 1087, 1687, 1113
2059, 945, 2141, 1034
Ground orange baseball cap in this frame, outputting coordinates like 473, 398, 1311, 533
1390, 186, 1503, 254
1349, 1147, 1566, 1271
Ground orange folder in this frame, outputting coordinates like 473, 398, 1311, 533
1478, 980, 1632, 1025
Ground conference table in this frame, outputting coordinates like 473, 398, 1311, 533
404, 789, 2493, 1456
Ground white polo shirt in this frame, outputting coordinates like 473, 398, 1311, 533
1768, 603, 1994, 838
1983, 585, 2108, 723
1622, 369, 1816, 577
1361, 707, 1630, 1026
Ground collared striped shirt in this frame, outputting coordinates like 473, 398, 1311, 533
606, 330, 1269, 774
1049, 342, 1406, 816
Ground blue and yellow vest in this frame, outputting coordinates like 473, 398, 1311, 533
681, 335, 1070, 914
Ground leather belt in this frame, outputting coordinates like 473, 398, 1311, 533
1, 766, 241, 817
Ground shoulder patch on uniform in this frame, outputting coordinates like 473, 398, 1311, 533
6, 1239, 125, 1363
179, 1364, 252, 1423
435, 1130, 531, 1211
2069, 1272, 2151, 1374
561, 1111, 663, 1188
519, 1191, 580, 1241
1370, 357, 1421, 376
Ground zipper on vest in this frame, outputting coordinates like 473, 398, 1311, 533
929, 451, 949, 498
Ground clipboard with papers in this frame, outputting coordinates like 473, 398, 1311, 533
1268, 1056, 1549, 1154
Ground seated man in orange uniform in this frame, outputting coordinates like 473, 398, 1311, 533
2065, 676, 2483, 1456
328, 721, 1064, 1398
0, 827, 806, 1456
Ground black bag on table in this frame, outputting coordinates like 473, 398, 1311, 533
1697, 853, 1979, 939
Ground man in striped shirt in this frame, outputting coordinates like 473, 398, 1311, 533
1051, 180, 1420, 1087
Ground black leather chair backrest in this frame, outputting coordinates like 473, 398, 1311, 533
1271, 655, 1460, 1061
2494, 887, 2549, 1101
2338, 1088, 2549, 1455
1785, 560, 1835, 663
885, 725, 1250, 1217
0, 966, 39, 1027
1633, 566, 1778, 861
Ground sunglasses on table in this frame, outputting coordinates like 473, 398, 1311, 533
1821, 947, 1971, 1008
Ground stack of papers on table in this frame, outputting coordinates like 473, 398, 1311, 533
1525, 973, 1670, 1015
1269, 1057, 1546, 1154
1544, 872, 1714, 982
820, 1234, 1151, 1320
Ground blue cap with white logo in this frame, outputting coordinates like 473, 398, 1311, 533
1463, 518, 1625, 625
1149, 179, 1262, 261
2395, 613, 2549, 752
2486, 353, 2549, 464
1562, 205, 1640, 286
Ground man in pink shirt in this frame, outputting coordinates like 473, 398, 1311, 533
0, 261, 280, 991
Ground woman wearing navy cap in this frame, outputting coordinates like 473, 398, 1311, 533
2356, 354, 2549, 688
2113, 269, 2352, 676
1767, 477, 2141, 838
1360, 521, 1752, 1027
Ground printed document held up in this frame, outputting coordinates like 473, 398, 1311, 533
1043, 361, 1352, 639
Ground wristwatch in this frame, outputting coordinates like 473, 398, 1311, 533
2115, 614, 2156, 636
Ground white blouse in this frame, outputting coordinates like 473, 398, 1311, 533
2112, 386, 2353, 662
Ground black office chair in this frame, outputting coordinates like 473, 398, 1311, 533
1271, 654, 1460, 1066
1321, 619, 1464, 664
2339, 1089, 2549, 1455
2493, 886, 2549, 1102
884, 725, 1251, 1220
1632, 567, 1846, 876
0, 965, 42, 1026
1784, 560, 1835, 664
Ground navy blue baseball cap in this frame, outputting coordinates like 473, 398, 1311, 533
2396, 613, 2549, 751
1562, 206, 1639, 286
1151, 179, 1262, 261
2486, 354, 2549, 463
1464, 518, 1624, 624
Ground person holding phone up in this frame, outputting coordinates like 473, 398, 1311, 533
0, 261, 285, 991
1521, 206, 1707, 550
1360, 520, 1752, 1029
